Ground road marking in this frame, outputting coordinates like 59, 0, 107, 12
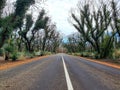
62, 56, 74, 90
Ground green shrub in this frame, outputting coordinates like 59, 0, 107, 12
74, 53, 80, 56
17, 52, 26, 60
0, 48, 3, 56
89, 53, 95, 58
79, 52, 84, 56
79, 52, 96, 58
44, 51, 52, 55
112, 49, 120, 59
11, 53, 18, 61
93, 52, 100, 59
94, 54, 100, 59
4, 45, 14, 53
25, 52, 35, 58
82, 52, 90, 57
34, 51, 41, 56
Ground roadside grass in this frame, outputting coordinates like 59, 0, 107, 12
0, 55, 49, 70
0, 51, 52, 68
69, 51, 120, 65
112, 49, 120, 60
68, 52, 120, 69
77, 56, 120, 69
0, 51, 52, 61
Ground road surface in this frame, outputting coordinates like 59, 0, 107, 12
0, 54, 120, 90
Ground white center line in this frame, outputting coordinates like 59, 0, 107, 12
62, 56, 74, 90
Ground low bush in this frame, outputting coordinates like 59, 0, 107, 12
11, 52, 18, 61
74, 53, 81, 56
80, 52, 90, 57
34, 51, 41, 56
0, 48, 4, 56
17, 52, 26, 60
112, 49, 120, 59
4, 45, 14, 53
26, 52, 35, 58
44, 51, 52, 55
79, 52, 96, 58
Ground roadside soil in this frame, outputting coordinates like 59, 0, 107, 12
1, 54, 120, 71
78, 56, 120, 69
0, 56, 48, 70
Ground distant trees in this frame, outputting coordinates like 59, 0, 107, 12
34, 23, 62, 55
50, 31, 62, 53
69, 0, 120, 58
63, 33, 86, 53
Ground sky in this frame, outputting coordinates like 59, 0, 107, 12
8, 0, 79, 36
42, 0, 120, 36
43, 0, 79, 36
7, 0, 120, 36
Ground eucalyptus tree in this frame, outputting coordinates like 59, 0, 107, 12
41, 24, 56, 53
0, 0, 6, 46
0, 14, 15, 48
70, 1, 117, 58
0, 0, 35, 49
111, 0, 120, 36
18, 14, 34, 52
33, 22, 61, 54
111, 0, 120, 49
45, 29, 62, 53
14, 0, 35, 29
63, 33, 85, 53
18, 9, 49, 52
0, 0, 15, 48
50, 31, 62, 53
0, 0, 6, 16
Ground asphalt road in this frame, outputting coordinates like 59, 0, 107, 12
0, 54, 120, 90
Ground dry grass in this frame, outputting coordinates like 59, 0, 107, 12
113, 49, 120, 59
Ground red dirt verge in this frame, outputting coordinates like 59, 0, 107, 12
79, 56, 120, 69
0, 56, 48, 70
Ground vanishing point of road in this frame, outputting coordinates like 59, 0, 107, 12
0, 54, 120, 90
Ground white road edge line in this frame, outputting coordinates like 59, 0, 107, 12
62, 56, 74, 90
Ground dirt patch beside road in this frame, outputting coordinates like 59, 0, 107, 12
78, 56, 120, 69
0, 56, 48, 70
